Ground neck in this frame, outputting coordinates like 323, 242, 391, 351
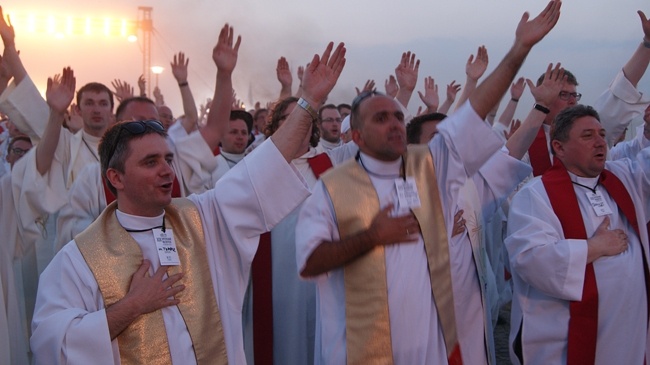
84, 126, 105, 138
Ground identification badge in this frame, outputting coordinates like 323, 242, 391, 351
153, 228, 180, 266
586, 190, 613, 217
395, 177, 421, 209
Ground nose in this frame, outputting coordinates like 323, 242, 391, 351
160, 159, 175, 177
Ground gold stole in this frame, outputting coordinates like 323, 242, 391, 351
321, 145, 460, 365
75, 198, 228, 365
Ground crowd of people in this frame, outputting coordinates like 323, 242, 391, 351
1, 0, 650, 364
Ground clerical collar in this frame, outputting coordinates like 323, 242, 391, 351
569, 171, 600, 194
356, 151, 403, 179
220, 150, 245, 167
116, 209, 166, 233
319, 139, 343, 151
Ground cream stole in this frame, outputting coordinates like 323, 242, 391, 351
76, 198, 228, 365
321, 145, 461, 365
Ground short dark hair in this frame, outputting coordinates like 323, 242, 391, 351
550, 104, 600, 155
265, 96, 319, 148
350, 91, 384, 131
76, 82, 114, 110
337, 103, 351, 113
230, 110, 253, 134
253, 108, 268, 121
318, 104, 338, 121
8, 135, 31, 152
406, 113, 447, 144
98, 121, 168, 195
115, 96, 157, 122
537, 69, 578, 87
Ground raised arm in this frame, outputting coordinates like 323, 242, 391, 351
394, 51, 420, 108
201, 24, 241, 151
621, 11, 650, 87
36, 67, 75, 175
355, 79, 376, 95
469, 0, 562, 119
497, 77, 526, 127
0, 54, 11, 96
0, 7, 26, 85
171, 52, 199, 133
454, 46, 488, 112
111, 79, 135, 104
506, 63, 565, 159
438, 80, 460, 114
271, 42, 346, 162
277, 56, 293, 100
384, 75, 399, 98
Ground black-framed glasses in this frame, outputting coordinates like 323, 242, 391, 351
558, 91, 582, 101
10, 147, 30, 156
106, 120, 165, 165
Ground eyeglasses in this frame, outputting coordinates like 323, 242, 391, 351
321, 117, 342, 123
10, 147, 30, 156
106, 120, 165, 166
558, 91, 582, 101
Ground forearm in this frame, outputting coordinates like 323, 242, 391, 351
200, 70, 231, 150
498, 99, 519, 127
178, 83, 199, 131
470, 44, 530, 120
105, 297, 141, 340
395, 87, 414, 109
0, 76, 9, 95
505, 107, 546, 159
35, 109, 64, 175
301, 229, 377, 277
439, 97, 454, 115
270, 97, 317, 162
622, 42, 650, 87
3, 44, 26, 85
454, 78, 477, 112
279, 82, 292, 100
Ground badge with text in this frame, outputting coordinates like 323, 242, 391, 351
395, 177, 421, 209
586, 190, 613, 217
153, 228, 180, 266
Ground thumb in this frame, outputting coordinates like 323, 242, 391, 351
598, 216, 611, 231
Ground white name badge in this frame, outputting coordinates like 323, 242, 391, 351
586, 190, 613, 217
153, 228, 180, 266
395, 177, 421, 209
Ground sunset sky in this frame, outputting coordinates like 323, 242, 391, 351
5, 0, 650, 125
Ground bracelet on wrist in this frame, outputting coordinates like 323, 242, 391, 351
533, 103, 550, 114
178, 81, 189, 87
511, 98, 519, 102
643, 37, 650, 49
297, 98, 318, 120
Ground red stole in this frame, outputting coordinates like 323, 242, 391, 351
529, 126, 552, 177
250, 152, 333, 364
542, 158, 647, 364
102, 176, 181, 204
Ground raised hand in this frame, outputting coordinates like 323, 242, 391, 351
639, 11, 650, 41
137, 74, 146, 96
212, 23, 241, 74
527, 62, 565, 107
355, 79, 376, 95
171, 52, 189, 83
300, 42, 346, 105
297, 65, 304, 83
385, 75, 399, 98
277, 56, 293, 87
446, 80, 461, 102
111, 79, 135, 103
510, 77, 526, 100
395, 51, 420, 91
153, 86, 164, 106
466, 46, 489, 81
515, 0, 562, 50
0, 6, 15, 47
46, 67, 76, 115
418, 76, 439, 112
504, 119, 522, 140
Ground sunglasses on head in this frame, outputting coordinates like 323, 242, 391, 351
106, 120, 165, 165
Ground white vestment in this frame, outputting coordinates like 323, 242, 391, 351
0, 76, 49, 143
505, 148, 650, 365
0, 148, 64, 364
30, 139, 310, 365
296, 102, 510, 365
212, 150, 245, 183
315, 139, 343, 154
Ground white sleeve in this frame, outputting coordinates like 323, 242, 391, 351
0, 76, 49, 143
55, 163, 105, 252
593, 70, 650, 147
31, 243, 118, 365
172, 130, 219, 195
609, 124, 650, 161
505, 182, 589, 301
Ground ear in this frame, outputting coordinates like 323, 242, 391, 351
105, 168, 125, 192
351, 129, 363, 147
551, 139, 564, 157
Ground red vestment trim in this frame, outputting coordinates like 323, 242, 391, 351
529, 126, 552, 177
